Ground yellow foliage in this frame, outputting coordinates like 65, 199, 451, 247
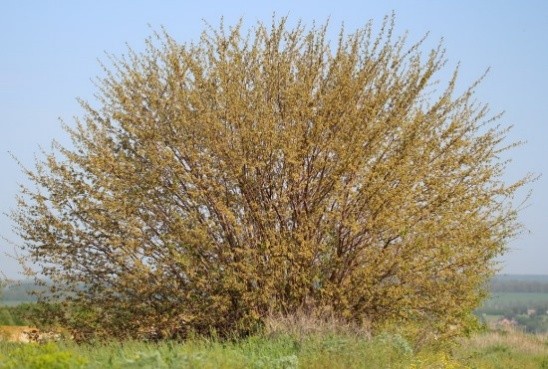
11, 14, 532, 340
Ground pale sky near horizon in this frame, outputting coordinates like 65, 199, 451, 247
1, 1, 547, 278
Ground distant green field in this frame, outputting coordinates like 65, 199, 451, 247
481, 292, 548, 311
488, 292, 548, 305
493, 274, 548, 283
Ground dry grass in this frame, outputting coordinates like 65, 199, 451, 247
459, 329, 548, 356
0, 326, 38, 343
262, 310, 372, 340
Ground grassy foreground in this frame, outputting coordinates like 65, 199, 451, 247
0, 330, 547, 369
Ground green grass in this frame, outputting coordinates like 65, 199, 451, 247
0, 335, 403, 369
0, 334, 405, 369
454, 331, 548, 369
0, 331, 546, 369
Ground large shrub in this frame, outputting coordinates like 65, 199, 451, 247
12, 15, 531, 340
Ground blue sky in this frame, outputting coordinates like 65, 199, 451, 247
1, 1, 547, 277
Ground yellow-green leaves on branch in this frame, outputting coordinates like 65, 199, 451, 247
12, 14, 532, 341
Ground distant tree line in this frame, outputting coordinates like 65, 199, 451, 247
0, 281, 40, 303
514, 314, 548, 334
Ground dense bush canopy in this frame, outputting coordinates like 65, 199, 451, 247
12, 15, 530, 340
